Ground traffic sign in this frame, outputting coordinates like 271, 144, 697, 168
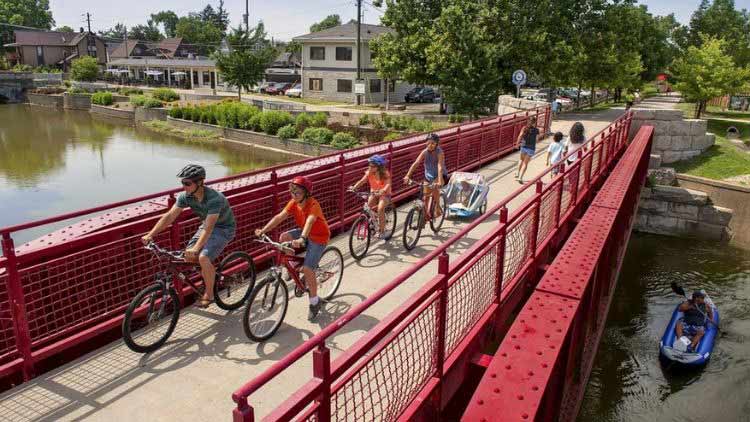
512, 69, 527, 86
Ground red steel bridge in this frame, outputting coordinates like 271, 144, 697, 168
0, 103, 654, 421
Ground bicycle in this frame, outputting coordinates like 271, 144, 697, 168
243, 234, 344, 342
122, 241, 256, 353
347, 188, 397, 260
402, 179, 447, 250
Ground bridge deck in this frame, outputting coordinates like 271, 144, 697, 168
0, 110, 624, 422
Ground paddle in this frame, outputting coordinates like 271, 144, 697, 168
670, 282, 718, 328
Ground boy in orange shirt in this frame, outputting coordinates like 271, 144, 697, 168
255, 176, 330, 320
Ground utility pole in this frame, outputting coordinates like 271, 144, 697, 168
86, 12, 92, 33
356, 0, 362, 105
244, 0, 250, 34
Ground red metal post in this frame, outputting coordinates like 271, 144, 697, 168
313, 344, 332, 422
1, 233, 35, 380
531, 181, 543, 256
388, 142, 394, 176
270, 170, 279, 238
435, 252, 450, 416
456, 127, 462, 168
232, 397, 255, 422
338, 154, 346, 227
495, 207, 508, 300
555, 165, 564, 228
167, 194, 184, 303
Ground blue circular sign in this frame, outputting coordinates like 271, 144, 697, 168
512, 70, 527, 86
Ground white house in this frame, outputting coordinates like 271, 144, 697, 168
293, 22, 414, 104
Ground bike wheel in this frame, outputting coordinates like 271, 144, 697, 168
214, 251, 256, 310
348, 214, 371, 260
430, 193, 447, 233
402, 207, 423, 251
243, 276, 289, 342
122, 283, 180, 353
316, 246, 344, 300
382, 203, 397, 241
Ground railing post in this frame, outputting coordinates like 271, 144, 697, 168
435, 252, 450, 415
388, 142, 394, 176
1, 233, 35, 380
495, 207, 508, 301
167, 194, 184, 303
572, 152, 582, 206
313, 344, 332, 422
270, 170, 279, 238
555, 163, 564, 228
232, 397, 255, 422
531, 181, 542, 257
338, 154, 346, 228
456, 127, 462, 171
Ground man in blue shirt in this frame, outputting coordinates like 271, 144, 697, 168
142, 164, 236, 308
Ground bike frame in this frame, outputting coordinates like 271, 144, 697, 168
351, 191, 387, 236
270, 247, 307, 293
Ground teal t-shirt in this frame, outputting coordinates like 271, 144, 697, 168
176, 187, 236, 230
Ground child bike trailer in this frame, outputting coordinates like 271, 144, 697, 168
444, 172, 489, 218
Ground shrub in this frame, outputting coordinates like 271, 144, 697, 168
359, 114, 370, 125
190, 107, 201, 122
130, 95, 147, 106
63, 80, 72, 88
409, 118, 433, 133
70, 56, 99, 81
237, 104, 259, 129
118, 87, 143, 96
448, 114, 465, 123
330, 132, 358, 149
302, 127, 334, 145
249, 113, 262, 131
277, 124, 297, 140
143, 98, 164, 108
152, 88, 180, 102
168, 107, 183, 119
260, 111, 294, 135
91, 92, 114, 106
295, 113, 313, 133
11, 63, 33, 72
310, 112, 328, 128
384, 132, 402, 142
371, 118, 384, 130
66, 86, 91, 94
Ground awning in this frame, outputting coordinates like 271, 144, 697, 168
171, 71, 187, 76
144, 70, 163, 76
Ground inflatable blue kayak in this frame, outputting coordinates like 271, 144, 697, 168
659, 295, 720, 366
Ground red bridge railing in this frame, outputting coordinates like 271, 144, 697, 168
463, 125, 653, 422
0, 106, 549, 382
231, 112, 634, 421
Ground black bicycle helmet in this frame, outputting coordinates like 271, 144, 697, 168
176, 164, 206, 180
427, 133, 440, 144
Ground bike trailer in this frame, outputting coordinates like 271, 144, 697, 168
443, 172, 489, 218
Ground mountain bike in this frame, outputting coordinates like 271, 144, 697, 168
402, 179, 447, 250
122, 241, 255, 353
242, 234, 344, 342
347, 188, 397, 260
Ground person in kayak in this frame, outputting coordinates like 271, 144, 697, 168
675, 290, 714, 351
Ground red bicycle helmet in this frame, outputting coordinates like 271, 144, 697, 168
291, 176, 313, 193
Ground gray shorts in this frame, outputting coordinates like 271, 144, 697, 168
187, 225, 235, 261
286, 228, 326, 270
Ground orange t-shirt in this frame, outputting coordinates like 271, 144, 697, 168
284, 198, 331, 245
367, 169, 392, 195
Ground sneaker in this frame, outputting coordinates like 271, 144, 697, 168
308, 302, 321, 321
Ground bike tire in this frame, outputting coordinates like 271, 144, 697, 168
122, 283, 180, 353
243, 276, 289, 342
382, 203, 397, 241
348, 214, 371, 260
317, 246, 344, 300
214, 251, 256, 310
403, 207, 423, 251
430, 193, 447, 233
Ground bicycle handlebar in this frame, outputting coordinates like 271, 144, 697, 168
145, 241, 185, 261
405, 178, 440, 189
254, 234, 296, 256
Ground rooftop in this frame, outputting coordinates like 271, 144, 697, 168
108, 57, 216, 68
5, 30, 92, 47
293, 22, 392, 42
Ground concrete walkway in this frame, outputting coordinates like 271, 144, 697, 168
0, 102, 635, 421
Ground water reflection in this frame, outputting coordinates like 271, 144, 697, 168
0, 104, 291, 243
578, 234, 750, 422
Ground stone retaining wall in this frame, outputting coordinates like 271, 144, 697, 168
629, 109, 714, 164
63, 93, 91, 110
135, 107, 167, 124
496, 95, 547, 115
27, 93, 63, 108
166, 117, 339, 156
635, 185, 733, 241
90, 104, 135, 121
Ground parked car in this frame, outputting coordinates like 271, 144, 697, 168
286, 83, 302, 98
405, 87, 436, 103
253, 81, 272, 93
266, 82, 292, 95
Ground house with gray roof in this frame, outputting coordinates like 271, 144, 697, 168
293, 22, 415, 104
4, 30, 107, 70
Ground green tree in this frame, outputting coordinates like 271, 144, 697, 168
1, 0, 55, 50
176, 16, 223, 54
213, 24, 277, 100
99, 23, 127, 40
687, 0, 750, 67
130, 21, 163, 42
70, 56, 99, 82
672, 36, 750, 118
151, 11, 179, 38
198, 1, 229, 32
285, 40, 302, 55
370, 37, 401, 110
55, 25, 75, 33
310, 14, 341, 33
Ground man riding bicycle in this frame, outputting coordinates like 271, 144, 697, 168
141, 164, 236, 308
350, 154, 392, 238
254, 176, 330, 321
403, 133, 446, 224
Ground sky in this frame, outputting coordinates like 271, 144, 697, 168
49, 0, 750, 41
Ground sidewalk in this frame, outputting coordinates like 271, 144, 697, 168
0, 98, 636, 422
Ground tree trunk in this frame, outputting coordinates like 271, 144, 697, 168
576, 82, 582, 109
385, 78, 390, 111
238, 86, 242, 101
695, 101, 704, 119
590, 85, 595, 108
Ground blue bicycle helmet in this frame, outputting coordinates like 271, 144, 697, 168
368, 154, 387, 167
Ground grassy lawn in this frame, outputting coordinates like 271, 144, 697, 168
677, 102, 750, 120
673, 118, 750, 180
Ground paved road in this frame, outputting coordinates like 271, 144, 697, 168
0, 104, 634, 421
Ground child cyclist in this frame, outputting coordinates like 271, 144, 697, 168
403, 133, 446, 223
350, 154, 392, 238
254, 176, 330, 321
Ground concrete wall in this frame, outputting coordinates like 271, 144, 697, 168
677, 174, 750, 249
497, 95, 547, 115
629, 109, 714, 164
301, 68, 414, 104
0, 71, 35, 102
635, 185, 733, 242
135, 107, 167, 124
27, 93, 63, 108
90, 104, 135, 121
63, 93, 91, 110
167, 117, 339, 157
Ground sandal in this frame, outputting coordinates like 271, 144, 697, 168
196, 297, 214, 308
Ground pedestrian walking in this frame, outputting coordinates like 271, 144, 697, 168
546, 132, 565, 179
565, 122, 586, 165
515, 116, 540, 184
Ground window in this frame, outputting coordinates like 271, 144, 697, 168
337, 79, 352, 93
309, 78, 323, 91
36, 46, 44, 65
388, 80, 396, 93
310, 47, 325, 60
336, 46, 352, 61
369, 79, 381, 93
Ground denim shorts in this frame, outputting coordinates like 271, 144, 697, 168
285, 228, 326, 269
520, 146, 536, 157
187, 225, 235, 261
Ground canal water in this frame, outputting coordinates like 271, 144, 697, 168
0, 104, 291, 245
578, 233, 750, 422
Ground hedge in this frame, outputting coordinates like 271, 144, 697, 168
152, 88, 180, 102
302, 127, 334, 145
91, 92, 114, 106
